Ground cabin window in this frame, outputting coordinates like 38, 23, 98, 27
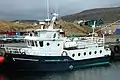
31, 40, 35, 46
47, 42, 50, 46
35, 41, 38, 47
94, 51, 97, 54
78, 53, 80, 56
27, 40, 30, 46
39, 41, 43, 47
53, 33, 56, 38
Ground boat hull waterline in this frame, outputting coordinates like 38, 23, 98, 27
5, 54, 110, 71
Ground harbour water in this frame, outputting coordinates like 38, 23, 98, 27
0, 62, 120, 80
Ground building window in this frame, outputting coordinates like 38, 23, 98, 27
78, 53, 80, 56
84, 52, 86, 55
72, 54, 75, 57
100, 50, 102, 53
47, 42, 50, 46
39, 41, 43, 47
89, 52, 92, 55
94, 51, 97, 54
35, 41, 38, 47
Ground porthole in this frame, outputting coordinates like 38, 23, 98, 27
30, 33, 32, 36
89, 52, 92, 55
94, 51, 97, 54
84, 52, 86, 55
78, 53, 80, 56
72, 54, 75, 57
10, 51, 12, 53
57, 44, 60, 46
47, 43, 50, 46
100, 50, 102, 53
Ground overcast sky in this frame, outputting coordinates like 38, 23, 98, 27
0, 0, 120, 20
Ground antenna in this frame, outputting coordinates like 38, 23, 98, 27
92, 21, 96, 42
55, 1, 59, 15
92, 21, 96, 35
48, 13, 59, 29
46, 0, 50, 25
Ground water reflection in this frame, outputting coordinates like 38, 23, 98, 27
1, 62, 120, 80
0, 75, 6, 80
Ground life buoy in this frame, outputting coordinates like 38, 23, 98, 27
114, 45, 120, 53
0, 56, 5, 63
61, 51, 68, 56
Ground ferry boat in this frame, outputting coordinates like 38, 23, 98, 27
0, 13, 111, 71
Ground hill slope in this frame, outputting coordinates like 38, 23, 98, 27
0, 20, 34, 32
0, 20, 90, 36
61, 7, 120, 23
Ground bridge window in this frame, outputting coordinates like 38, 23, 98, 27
39, 41, 43, 47
31, 40, 35, 46
27, 40, 30, 46
35, 41, 38, 47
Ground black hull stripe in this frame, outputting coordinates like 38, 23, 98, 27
5, 54, 74, 61
4, 54, 110, 71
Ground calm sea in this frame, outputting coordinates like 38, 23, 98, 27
0, 62, 120, 80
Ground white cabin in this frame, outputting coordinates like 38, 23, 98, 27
24, 29, 64, 56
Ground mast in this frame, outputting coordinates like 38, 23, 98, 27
92, 21, 96, 42
48, 13, 58, 29
55, 1, 59, 16
46, 0, 50, 25
46, 0, 59, 29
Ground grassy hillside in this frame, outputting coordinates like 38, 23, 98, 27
0, 20, 34, 32
55, 20, 91, 36
0, 20, 91, 36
